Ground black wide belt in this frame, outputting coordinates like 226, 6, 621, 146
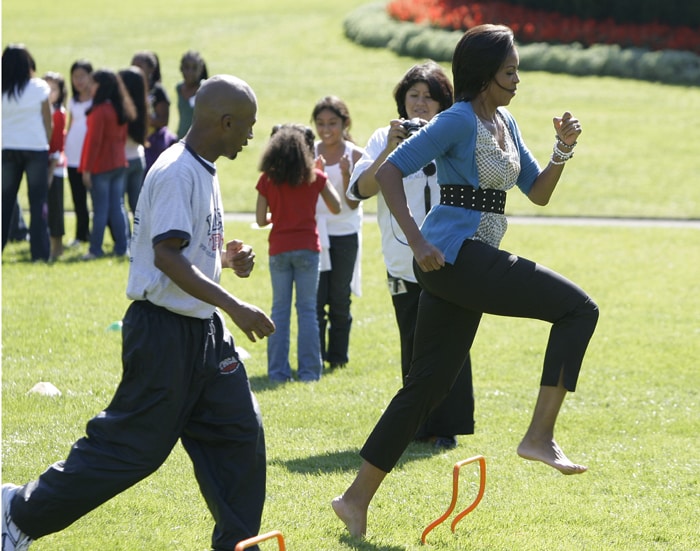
439, 185, 506, 214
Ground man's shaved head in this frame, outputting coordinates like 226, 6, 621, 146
192, 75, 256, 126
185, 74, 258, 162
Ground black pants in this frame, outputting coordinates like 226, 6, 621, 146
389, 276, 474, 438
67, 166, 90, 242
11, 301, 266, 550
317, 233, 358, 364
362, 240, 599, 473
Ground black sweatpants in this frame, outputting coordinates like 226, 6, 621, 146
11, 301, 266, 550
362, 239, 599, 473
389, 276, 474, 438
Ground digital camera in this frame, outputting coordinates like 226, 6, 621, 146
401, 118, 426, 136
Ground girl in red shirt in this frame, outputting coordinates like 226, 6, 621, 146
44, 71, 67, 261
256, 124, 341, 382
79, 69, 135, 259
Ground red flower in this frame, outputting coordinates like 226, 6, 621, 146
386, 0, 700, 53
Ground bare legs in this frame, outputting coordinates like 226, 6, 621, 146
331, 460, 387, 538
517, 377, 587, 475
333, 377, 585, 538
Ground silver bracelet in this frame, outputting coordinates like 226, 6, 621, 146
555, 135, 577, 149
552, 143, 575, 160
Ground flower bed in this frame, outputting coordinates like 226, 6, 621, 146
387, 0, 700, 54
343, 3, 700, 86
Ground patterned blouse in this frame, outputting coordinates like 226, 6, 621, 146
473, 113, 521, 248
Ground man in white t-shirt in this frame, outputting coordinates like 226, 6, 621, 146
3, 75, 275, 551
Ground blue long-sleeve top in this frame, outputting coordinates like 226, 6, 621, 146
385, 101, 541, 264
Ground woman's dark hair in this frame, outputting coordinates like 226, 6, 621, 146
180, 50, 209, 81
393, 60, 454, 119
452, 24, 515, 102
259, 124, 316, 187
2, 44, 35, 100
87, 69, 136, 125
69, 59, 93, 98
311, 95, 354, 142
119, 66, 149, 144
43, 71, 67, 108
131, 51, 161, 88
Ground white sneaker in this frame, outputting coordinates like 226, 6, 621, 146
2, 484, 32, 551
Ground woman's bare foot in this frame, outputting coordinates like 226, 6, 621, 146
517, 438, 587, 475
332, 495, 367, 538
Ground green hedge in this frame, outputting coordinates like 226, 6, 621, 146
502, 0, 700, 27
344, 3, 700, 86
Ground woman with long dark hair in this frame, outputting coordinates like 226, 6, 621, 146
119, 65, 149, 219
79, 69, 135, 259
64, 59, 94, 246
1, 44, 52, 261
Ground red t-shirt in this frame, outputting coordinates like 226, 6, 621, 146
79, 101, 127, 175
256, 168, 327, 255
48, 107, 66, 155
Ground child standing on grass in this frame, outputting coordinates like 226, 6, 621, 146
79, 69, 135, 260
64, 59, 93, 247
256, 124, 341, 383
175, 50, 208, 139
44, 71, 67, 261
130, 51, 177, 174
311, 96, 365, 370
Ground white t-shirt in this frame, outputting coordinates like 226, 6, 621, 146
1, 78, 50, 150
315, 141, 363, 236
126, 141, 224, 319
64, 97, 92, 167
349, 126, 439, 283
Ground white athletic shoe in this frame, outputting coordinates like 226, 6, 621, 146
2, 484, 32, 551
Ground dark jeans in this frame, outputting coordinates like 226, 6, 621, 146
361, 239, 599, 473
10, 302, 266, 550
317, 233, 358, 364
389, 276, 474, 439
124, 156, 145, 214
48, 174, 65, 238
2, 149, 50, 260
67, 166, 90, 242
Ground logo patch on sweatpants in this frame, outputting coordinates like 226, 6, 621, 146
219, 356, 240, 375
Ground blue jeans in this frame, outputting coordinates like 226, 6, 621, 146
124, 156, 145, 214
317, 233, 358, 365
89, 168, 129, 257
2, 149, 50, 260
267, 249, 322, 382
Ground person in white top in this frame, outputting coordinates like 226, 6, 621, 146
1, 44, 52, 261
64, 59, 93, 245
311, 95, 365, 369
348, 61, 475, 450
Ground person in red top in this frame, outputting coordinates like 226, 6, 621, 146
256, 124, 341, 382
79, 69, 135, 260
44, 71, 67, 261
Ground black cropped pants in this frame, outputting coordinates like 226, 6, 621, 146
361, 239, 599, 473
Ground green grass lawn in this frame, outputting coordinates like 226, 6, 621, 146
3, 0, 700, 549
2, 218, 699, 550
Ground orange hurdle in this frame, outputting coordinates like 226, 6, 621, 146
420, 455, 486, 545
234, 530, 286, 551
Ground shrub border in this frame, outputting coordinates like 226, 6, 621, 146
344, 3, 700, 86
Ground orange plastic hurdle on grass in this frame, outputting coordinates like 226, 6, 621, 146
420, 455, 486, 545
234, 530, 286, 551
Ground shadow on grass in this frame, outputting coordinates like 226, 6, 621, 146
273, 444, 444, 475
339, 532, 408, 551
